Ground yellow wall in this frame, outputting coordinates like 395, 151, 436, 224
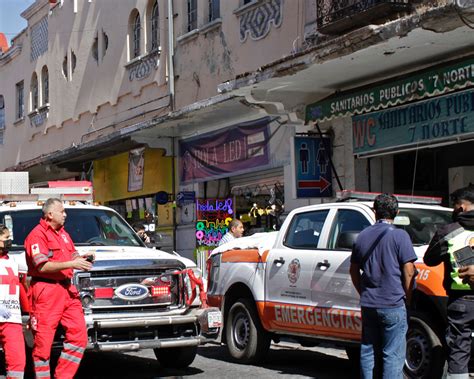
93, 148, 172, 203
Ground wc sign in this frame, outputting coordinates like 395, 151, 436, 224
294, 137, 332, 198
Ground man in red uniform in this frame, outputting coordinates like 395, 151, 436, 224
0, 224, 27, 379
24, 198, 94, 379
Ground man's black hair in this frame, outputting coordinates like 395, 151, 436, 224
132, 223, 145, 232
450, 185, 474, 205
373, 193, 398, 220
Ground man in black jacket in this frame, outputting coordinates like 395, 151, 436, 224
424, 185, 474, 379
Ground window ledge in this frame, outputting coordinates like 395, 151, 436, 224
125, 49, 160, 68
38, 103, 50, 112
27, 109, 39, 117
177, 29, 199, 45
13, 117, 25, 126
234, 1, 261, 16
200, 18, 222, 34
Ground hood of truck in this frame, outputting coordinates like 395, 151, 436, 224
75, 246, 196, 268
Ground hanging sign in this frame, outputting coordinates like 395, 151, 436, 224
195, 198, 233, 248
128, 147, 145, 192
179, 117, 270, 183
352, 88, 474, 156
294, 137, 332, 198
306, 56, 474, 122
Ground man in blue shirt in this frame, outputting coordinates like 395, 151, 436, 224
350, 193, 417, 379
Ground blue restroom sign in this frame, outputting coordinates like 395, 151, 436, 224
295, 137, 332, 198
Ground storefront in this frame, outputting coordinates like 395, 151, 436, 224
93, 147, 174, 250
176, 116, 292, 258
306, 55, 474, 203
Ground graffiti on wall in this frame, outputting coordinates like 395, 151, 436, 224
195, 198, 234, 248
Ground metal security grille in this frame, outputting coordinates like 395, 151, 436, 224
31, 17, 48, 61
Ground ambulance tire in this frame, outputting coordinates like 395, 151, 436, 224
154, 346, 197, 369
226, 298, 271, 364
404, 314, 445, 379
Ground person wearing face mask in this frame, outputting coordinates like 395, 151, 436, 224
0, 224, 26, 379
424, 185, 474, 379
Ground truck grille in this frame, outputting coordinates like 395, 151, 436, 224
75, 267, 184, 312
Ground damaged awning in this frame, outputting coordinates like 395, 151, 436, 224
305, 55, 474, 123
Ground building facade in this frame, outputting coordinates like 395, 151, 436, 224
0, 0, 473, 259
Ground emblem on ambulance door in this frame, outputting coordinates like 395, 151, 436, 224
287, 258, 301, 284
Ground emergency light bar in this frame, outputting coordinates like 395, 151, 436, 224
336, 190, 442, 205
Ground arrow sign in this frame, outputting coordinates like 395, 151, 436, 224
297, 177, 331, 192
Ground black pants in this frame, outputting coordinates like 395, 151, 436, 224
447, 296, 474, 375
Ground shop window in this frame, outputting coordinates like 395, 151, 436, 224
41, 66, 49, 105
30, 72, 38, 111
16, 81, 24, 120
187, 0, 197, 32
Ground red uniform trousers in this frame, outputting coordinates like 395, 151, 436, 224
30, 281, 87, 379
0, 322, 25, 379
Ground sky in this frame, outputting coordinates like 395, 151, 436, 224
0, 0, 36, 44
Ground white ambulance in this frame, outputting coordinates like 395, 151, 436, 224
0, 173, 221, 369
207, 191, 454, 379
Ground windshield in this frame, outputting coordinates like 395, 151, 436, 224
395, 207, 452, 246
0, 208, 145, 248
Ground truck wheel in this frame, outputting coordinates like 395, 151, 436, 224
404, 315, 445, 379
154, 346, 197, 369
226, 298, 271, 363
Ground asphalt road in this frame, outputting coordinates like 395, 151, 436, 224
71, 342, 353, 379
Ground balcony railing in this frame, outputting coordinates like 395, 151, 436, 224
317, 0, 411, 35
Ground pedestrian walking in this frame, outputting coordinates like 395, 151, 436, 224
0, 224, 28, 379
350, 193, 417, 379
24, 198, 94, 379
218, 219, 244, 246
424, 185, 474, 379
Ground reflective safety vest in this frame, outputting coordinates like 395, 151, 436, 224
448, 228, 474, 290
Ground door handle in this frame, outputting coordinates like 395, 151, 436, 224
274, 257, 285, 265
317, 260, 330, 270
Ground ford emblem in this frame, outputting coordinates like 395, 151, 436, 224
114, 284, 149, 301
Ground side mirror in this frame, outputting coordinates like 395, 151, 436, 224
336, 231, 359, 250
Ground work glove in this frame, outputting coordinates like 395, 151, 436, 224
0, 305, 11, 319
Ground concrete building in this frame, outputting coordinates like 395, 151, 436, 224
0, 0, 473, 259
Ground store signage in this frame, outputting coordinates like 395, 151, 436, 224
179, 118, 270, 183
306, 56, 474, 122
195, 198, 233, 248
352, 88, 474, 156
176, 191, 195, 206
128, 147, 145, 192
294, 137, 332, 198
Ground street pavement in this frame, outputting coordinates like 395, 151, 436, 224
73, 341, 353, 379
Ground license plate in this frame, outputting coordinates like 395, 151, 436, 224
208, 311, 222, 328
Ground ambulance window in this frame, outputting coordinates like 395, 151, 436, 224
328, 209, 370, 250
284, 209, 329, 249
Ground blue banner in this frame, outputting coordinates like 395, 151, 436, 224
295, 137, 332, 198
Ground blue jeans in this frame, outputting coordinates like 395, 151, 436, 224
360, 306, 408, 379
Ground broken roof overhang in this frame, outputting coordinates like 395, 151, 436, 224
7, 92, 266, 172
217, 4, 474, 122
